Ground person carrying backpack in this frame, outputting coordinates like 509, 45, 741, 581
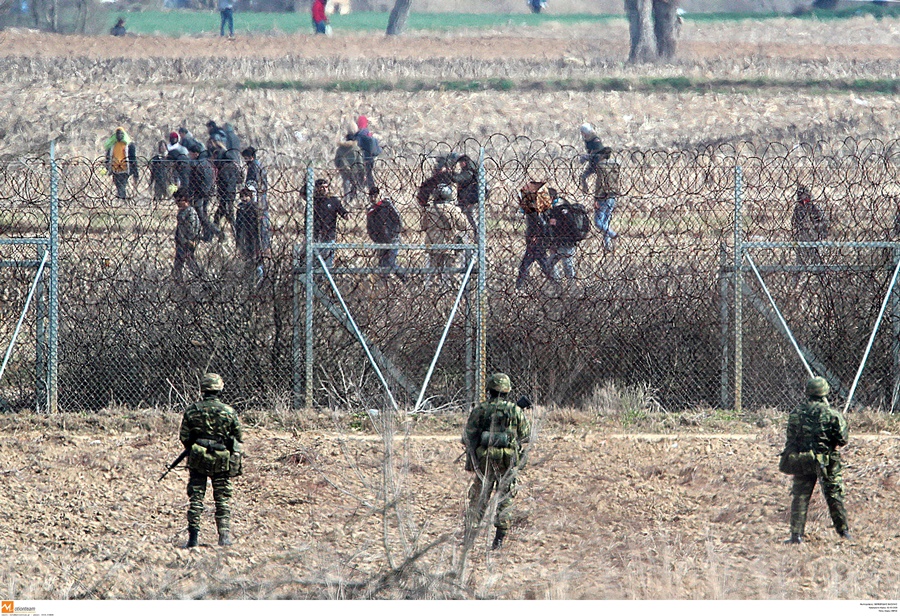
515, 181, 554, 290
579, 123, 619, 251
366, 187, 405, 281
448, 153, 480, 231
351, 115, 382, 190
779, 377, 850, 544
546, 189, 590, 281
463, 373, 531, 550
335, 123, 366, 202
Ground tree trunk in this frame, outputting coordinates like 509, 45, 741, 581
625, 0, 655, 63
652, 0, 679, 61
386, 0, 411, 36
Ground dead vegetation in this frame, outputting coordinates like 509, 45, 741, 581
0, 409, 899, 599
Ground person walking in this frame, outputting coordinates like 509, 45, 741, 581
366, 187, 405, 281
546, 190, 589, 281
334, 124, 366, 202
792, 185, 828, 266
417, 166, 468, 283
187, 143, 220, 242
179, 373, 244, 548
103, 126, 138, 200
234, 186, 263, 281
149, 140, 173, 201
219, 0, 234, 37
351, 115, 382, 190
463, 373, 531, 550
515, 181, 554, 289
172, 189, 203, 283
312, 0, 329, 34
780, 376, 851, 544
313, 178, 349, 268
579, 123, 619, 251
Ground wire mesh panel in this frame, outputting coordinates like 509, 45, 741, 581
1, 137, 898, 411
0, 158, 51, 411
739, 139, 900, 411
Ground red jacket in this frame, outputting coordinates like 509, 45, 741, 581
312, 0, 327, 23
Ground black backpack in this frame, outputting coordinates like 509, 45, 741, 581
548, 201, 591, 243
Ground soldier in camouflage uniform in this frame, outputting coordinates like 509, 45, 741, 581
463, 373, 531, 550
179, 373, 244, 548
782, 376, 850, 544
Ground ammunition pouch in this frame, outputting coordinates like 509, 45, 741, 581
779, 449, 819, 476
189, 438, 231, 475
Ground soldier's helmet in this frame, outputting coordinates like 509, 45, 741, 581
486, 373, 511, 393
201, 373, 224, 392
805, 376, 830, 398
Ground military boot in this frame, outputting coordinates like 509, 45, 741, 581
784, 533, 802, 545
218, 530, 233, 547
185, 528, 199, 548
491, 528, 507, 550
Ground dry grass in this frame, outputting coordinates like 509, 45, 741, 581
0, 17, 898, 162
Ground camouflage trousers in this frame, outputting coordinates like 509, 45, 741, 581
789, 452, 848, 536
467, 456, 518, 531
187, 469, 233, 532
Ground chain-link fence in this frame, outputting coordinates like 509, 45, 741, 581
1, 137, 899, 412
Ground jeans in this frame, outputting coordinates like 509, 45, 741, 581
314, 19, 327, 34
516, 243, 553, 289
220, 8, 233, 36
549, 244, 576, 280
594, 197, 618, 250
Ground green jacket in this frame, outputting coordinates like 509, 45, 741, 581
179, 394, 243, 451
784, 397, 848, 456
464, 397, 531, 461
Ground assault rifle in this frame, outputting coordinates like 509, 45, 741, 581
158, 449, 189, 482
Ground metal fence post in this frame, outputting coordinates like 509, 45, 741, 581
733, 165, 743, 412
893, 247, 900, 412
292, 244, 301, 410
35, 243, 46, 411
48, 140, 59, 413
475, 147, 487, 402
718, 243, 730, 410
304, 165, 315, 410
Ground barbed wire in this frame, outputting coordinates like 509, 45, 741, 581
1, 136, 899, 412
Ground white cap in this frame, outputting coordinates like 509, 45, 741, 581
580, 123, 595, 138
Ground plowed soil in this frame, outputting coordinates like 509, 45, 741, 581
1, 414, 898, 599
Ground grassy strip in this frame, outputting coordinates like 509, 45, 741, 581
242, 77, 900, 95
109, 5, 900, 36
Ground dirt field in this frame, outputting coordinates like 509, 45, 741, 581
1, 411, 898, 599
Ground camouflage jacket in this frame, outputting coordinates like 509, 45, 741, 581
175, 205, 200, 248
784, 397, 848, 456
179, 394, 244, 451
464, 397, 531, 458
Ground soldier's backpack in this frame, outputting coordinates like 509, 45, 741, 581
189, 437, 231, 475
477, 400, 519, 463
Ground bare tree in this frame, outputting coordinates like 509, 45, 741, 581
625, 0, 680, 63
386, 0, 411, 36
